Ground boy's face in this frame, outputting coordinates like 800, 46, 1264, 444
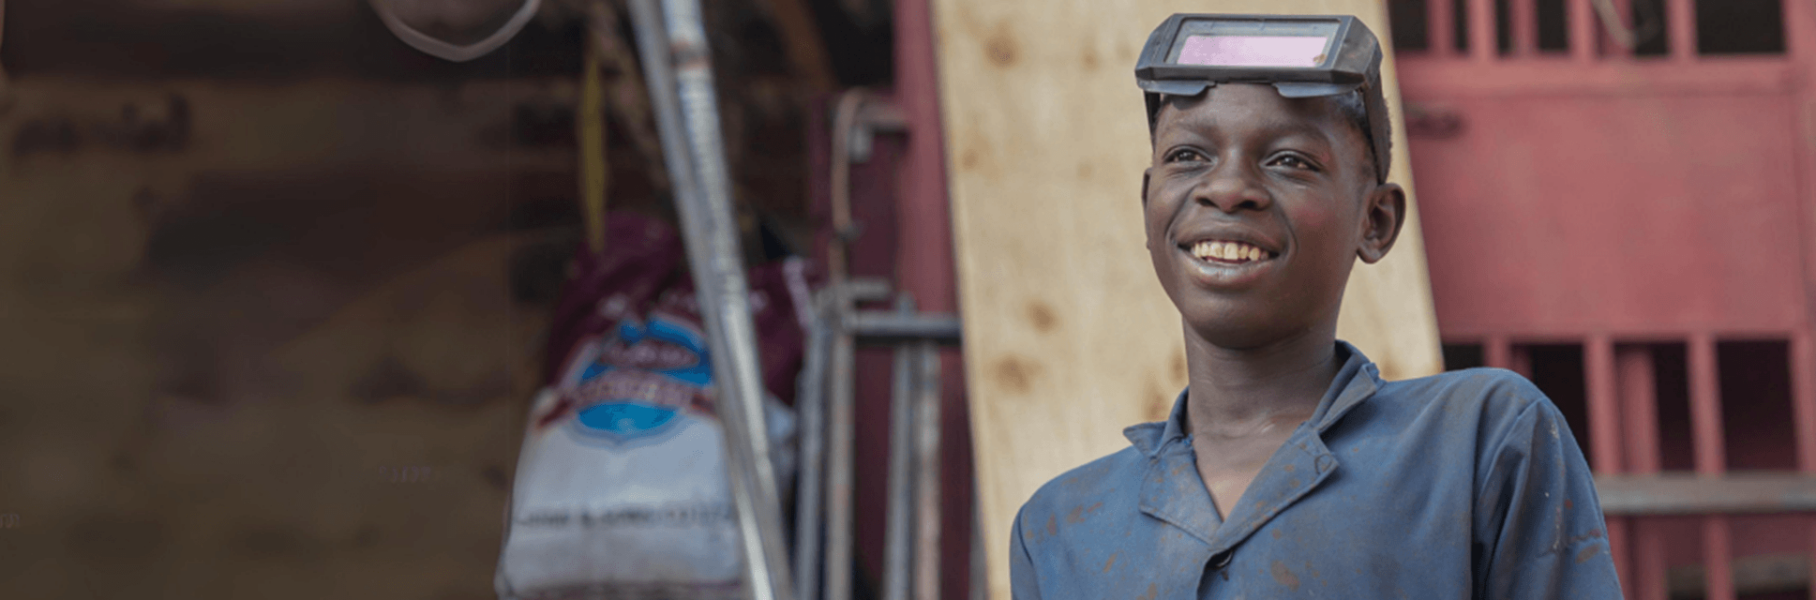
1143, 84, 1404, 350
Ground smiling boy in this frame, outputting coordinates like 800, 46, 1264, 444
1008, 15, 1622, 599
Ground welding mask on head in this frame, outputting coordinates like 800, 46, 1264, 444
1135, 14, 1393, 183
371, 0, 543, 63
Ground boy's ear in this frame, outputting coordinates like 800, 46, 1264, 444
1357, 182, 1406, 264
1140, 168, 1152, 206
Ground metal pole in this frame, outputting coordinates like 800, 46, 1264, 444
883, 296, 919, 600
626, 1, 794, 598
793, 296, 835, 600
825, 303, 857, 600
1688, 333, 1734, 600
825, 89, 870, 600
912, 340, 943, 600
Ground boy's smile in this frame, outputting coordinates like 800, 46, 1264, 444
1143, 83, 1402, 351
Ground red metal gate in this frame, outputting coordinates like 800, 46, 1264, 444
1398, 0, 1816, 598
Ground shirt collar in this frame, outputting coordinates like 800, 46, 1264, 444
1122, 340, 1383, 458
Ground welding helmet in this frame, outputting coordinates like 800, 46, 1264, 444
1135, 14, 1392, 183
371, 0, 543, 63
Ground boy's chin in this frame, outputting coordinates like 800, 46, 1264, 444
1176, 303, 1310, 351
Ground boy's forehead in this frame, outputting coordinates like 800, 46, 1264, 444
1155, 84, 1341, 134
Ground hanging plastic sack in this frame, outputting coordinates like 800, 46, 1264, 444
496, 213, 812, 600
370, 0, 543, 62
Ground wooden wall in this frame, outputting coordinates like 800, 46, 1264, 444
0, 1, 823, 597
925, 2, 1442, 597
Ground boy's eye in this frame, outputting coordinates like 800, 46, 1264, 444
1166, 149, 1209, 163
1267, 153, 1319, 171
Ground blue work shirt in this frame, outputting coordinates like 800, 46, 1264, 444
1010, 342, 1622, 599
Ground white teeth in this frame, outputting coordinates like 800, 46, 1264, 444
1190, 240, 1268, 263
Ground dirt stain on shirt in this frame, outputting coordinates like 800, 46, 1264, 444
1271, 560, 1301, 591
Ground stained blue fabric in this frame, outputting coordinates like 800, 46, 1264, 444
1010, 342, 1622, 599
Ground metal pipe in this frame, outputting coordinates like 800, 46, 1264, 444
1582, 335, 1627, 586
825, 312, 857, 600
1619, 346, 1666, 600
848, 311, 963, 345
824, 88, 873, 600
1429, 0, 1456, 58
626, 1, 794, 598
912, 341, 943, 600
1467, 0, 1496, 62
1567, 0, 1597, 61
1687, 333, 1732, 600
1595, 474, 1816, 515
829, 90, 869, 281
793, 296, 836, 600
1511, 0, 1538, 56
883, 297, 919, 600
1620, 346, 1661, 474
1585, 335, 1624, 473
1664, 0, 1696, 62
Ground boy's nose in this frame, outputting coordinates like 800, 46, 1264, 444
1193, 163, 1272, 213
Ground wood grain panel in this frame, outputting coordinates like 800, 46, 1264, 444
925, 2, 1441, 596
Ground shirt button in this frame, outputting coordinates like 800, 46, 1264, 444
1210, 551, 1233, 569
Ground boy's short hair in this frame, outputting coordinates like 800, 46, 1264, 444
1150, 89, 1386, 181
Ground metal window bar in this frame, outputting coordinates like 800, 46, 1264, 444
1463, 331, 1816, 599
1419, 0, 1719, 61
1665, 0, 1695, 62
883, 298, 919, 600
1469, 0, 1498, 61
1511, 0, 1540, 56
1429, 0, 1458, 58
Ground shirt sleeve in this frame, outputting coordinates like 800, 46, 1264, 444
1474, 398, 1624, 599
1010, 506, 1043, 600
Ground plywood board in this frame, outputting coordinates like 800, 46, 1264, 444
927, 2, 1442, 597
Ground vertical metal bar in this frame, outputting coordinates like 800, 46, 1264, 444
1790, 332, 1816, 600
1431, 0, 1458, 58
883, 297, 919, 600
1583, 335, 1629, 587
1568, 0, 1597, 61
825, 89, 868, 600
1793, 332, 1816, 477
1664, 0, 1697, 62
1585, 335, 1625, 474
825, 307, 857, 600
1468, 0, 1498, 62
626, 1, 794, 598
1511, 0, 1538, 56
913, 341, 943, 600
1620, 345, 1667, 600
1688, 333, 1733, 600
1619, 346, 1662, 474
1485, 336, 1513, 370
794, 301, 834, 600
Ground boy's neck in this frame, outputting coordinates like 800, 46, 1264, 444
1181, 324, 1341, 439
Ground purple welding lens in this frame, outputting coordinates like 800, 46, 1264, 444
1176, 35, 1329, 68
